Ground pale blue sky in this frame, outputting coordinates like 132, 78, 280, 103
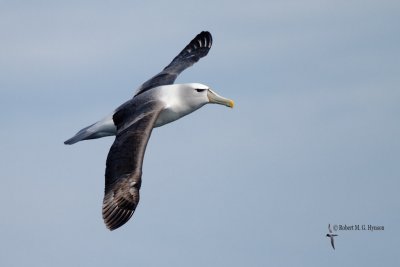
1, 1, 399, 266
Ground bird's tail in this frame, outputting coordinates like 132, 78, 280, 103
64, 123, 96, 145
64, 115, 116, 145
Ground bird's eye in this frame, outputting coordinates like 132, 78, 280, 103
195, 89, 206, 92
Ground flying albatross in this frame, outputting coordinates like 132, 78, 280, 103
64, 31, 234, 230
326, 224, 338, 250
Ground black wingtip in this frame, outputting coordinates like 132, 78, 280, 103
189, 31, 213, 49
103, 201, 134, 231
198, 31, 212, 39
64, 140, 72, 145
102, 190, 138, 231
173, 31, 212, 62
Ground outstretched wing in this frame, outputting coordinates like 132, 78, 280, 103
328, 224, 332, 233
330, 237, 335, 250
102, 98, 164, 230
134, 31, 212, 96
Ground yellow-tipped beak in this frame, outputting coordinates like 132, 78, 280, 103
207, 89, 234, 108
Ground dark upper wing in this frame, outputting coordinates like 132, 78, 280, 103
102, 98, 164, 230
134, 31, 212, 96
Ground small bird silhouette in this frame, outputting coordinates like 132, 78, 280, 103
326, 224, 338, 250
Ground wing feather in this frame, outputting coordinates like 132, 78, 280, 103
102, 98, 164, 230
134, 31, 212, 96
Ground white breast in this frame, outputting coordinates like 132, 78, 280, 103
155, 96, 195, 127
154, 84, 207, 127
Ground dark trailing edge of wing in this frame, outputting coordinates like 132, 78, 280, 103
134, 31, 213, 96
